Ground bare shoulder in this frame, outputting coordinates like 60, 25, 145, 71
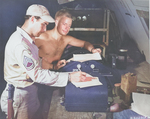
39, 31, 50, 40
64, 35, 84, 42
63, 35, 75, 42
35, 31, 51, 46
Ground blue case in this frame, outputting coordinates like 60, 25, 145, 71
59, 60, 109, 112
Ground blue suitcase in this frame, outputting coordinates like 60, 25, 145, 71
59, 60, 110, 112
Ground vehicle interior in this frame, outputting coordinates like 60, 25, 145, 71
0, 0, 149, 119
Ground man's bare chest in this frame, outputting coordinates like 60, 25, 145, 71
42, 40, 66, 56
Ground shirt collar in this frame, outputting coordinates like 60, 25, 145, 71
16, 26, 34, 44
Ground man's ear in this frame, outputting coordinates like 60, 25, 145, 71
55, 19, 58, 26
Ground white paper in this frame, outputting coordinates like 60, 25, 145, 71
131, 92, 150, 117
73, 53, 102, 62
71, 74, 102, 88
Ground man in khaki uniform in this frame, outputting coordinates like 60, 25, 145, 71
0, 4, 86, 119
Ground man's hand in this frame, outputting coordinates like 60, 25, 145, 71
55, 59, 66, 70
69, 71, 86, 82
91, 48, 101, 54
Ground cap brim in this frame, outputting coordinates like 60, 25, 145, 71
41, 15, 55, 23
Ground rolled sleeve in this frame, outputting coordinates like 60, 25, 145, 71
35, 72, 69, 87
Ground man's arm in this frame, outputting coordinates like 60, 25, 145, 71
14, 45, 87, 87
66, 35, 101, 53
42, 58, 66, 70
84, 42, 102, 53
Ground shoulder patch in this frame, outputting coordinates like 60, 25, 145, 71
23, 56, 35, 71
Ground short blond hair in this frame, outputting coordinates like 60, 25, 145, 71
55, 9, 72, 20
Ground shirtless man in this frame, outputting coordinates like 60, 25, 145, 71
35, 9, 101, 70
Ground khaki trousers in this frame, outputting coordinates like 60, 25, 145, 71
0, 83, 53, 119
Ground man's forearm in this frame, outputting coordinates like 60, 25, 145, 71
50, 63, 54, 70
83, 41, 95, 52
42, 59, 54, 70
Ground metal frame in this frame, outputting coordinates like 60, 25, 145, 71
69, 9, 110, 57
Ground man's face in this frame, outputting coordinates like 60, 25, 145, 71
32, 18, 49, 37
57, 17, 72, 36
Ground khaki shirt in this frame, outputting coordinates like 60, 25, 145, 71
4, 27, 69, 88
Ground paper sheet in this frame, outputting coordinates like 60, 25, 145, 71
131, 92, 150, 117
71, 74, 102, 88
67, 53, 102, 62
